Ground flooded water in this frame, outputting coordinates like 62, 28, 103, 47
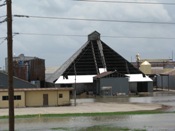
1, 91, 175, 131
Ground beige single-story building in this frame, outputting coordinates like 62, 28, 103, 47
0, 88, 73, 108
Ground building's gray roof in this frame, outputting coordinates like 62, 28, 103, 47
0, 71, 36, 89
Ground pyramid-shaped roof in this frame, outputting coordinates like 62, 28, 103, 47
46, 31, 142, 83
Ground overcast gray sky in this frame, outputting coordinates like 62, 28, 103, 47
1, 0, 175, 69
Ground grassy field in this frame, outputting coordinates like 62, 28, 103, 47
51, 125, 147, 131
0, 110, 169, 119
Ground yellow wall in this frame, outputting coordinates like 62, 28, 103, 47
0, 89, 71, 108
26, 91, 58, 107
57, 91, 70, 106
0, 91, 25, 108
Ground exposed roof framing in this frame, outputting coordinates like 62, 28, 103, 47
46, 31, 142, 83
94, 71, 126, 79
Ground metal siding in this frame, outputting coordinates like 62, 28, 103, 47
169, 76, 175, 90
13, 60, 29, 80
147, 82, 153, 92
29, 59, 45, 81
129, 82, 137, 93
157, 76, 169, 88
13, 65, 28, 81
157, 75, 175, 90
100, 78, 129, 95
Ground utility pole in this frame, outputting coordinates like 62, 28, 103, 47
6, 0, 14, 131
74, 62, 77, 106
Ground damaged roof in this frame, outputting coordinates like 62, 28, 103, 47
46, 31, 142, 83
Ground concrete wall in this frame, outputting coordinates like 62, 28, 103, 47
26, 91, 57, 107
57, 91, 70, 106
0, 89, 71, 108
26, 90, 70, 107
0, 91, 25, 108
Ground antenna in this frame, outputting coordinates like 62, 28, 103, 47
172, 50, 174, 61
136, 53, 140, 68
136, 53, 140, 62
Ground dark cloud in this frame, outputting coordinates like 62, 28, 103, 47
0, 0, 175, 68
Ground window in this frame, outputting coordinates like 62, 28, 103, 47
2, 96, 8, 100
14, 95, 21, 100
2, 95, 21, 101
59, 94, 63, 98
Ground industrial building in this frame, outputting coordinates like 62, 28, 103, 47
0, 88, 72, 108
93, 71, 129, 96
5, 54, 45, 87
132, 56, 175, 90
47, 31, 153, 95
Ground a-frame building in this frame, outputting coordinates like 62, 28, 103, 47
46, 31, 152, 94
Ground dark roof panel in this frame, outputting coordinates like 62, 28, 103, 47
46, 31, 142, 83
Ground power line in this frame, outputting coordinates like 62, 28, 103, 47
75, 0, 175, 5
0, 0, 6, 7
13, 14, 175, 25
0, 17, 7, 23
102, 35, 175, 40
0, 36, 6, 39
14, 32, 175, 40
0, 15, 6, 18
0, 15, 6, 24
14, 32, 87, 37
0, 3, 6, 7
0, 37, 7, 45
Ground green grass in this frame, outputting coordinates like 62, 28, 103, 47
50, 125, 147, 131
78, 126, 131, 131
0, 110, 169, 119
51, 127, 69, 130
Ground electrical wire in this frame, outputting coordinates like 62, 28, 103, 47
0, 0, 6, 7
0, 37, 6, 39
74, 0, 175, 5
14, 32, 175, 40
0, 18, 7, 24
0, 37, 7, 45
102, 35, 175, 40
0, 15, 6, 18
13, 15, 175, 25
13, 32, 87, 37
0, 3, 5, 7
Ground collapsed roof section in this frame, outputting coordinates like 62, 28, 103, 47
46, 31, 142, 83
